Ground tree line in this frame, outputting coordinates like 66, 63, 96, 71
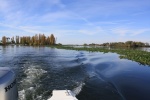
0, 34, 56, 46
83, 41, 150, 47
100, 41, 150, 47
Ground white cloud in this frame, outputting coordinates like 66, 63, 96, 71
49, 0, 65, 8
131, 29, 150, 36
111, 28, 129, 36
0, 0, 150, 44
39, 11, 72, 22
111, 27, 150, 36
64, 0, 150, 20
131, 11, 150, 16
78, 27, 103, 35
18, 26, 42, 34
0, 0, 10, 13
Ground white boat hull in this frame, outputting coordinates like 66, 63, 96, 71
48, 90, 78, 100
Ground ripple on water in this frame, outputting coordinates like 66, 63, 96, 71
1, 46, 150, 100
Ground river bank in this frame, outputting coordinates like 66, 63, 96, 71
54, 46, 150, 66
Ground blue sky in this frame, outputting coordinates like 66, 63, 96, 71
0, 0, 150, 44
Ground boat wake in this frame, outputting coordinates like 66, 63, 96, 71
18, 64, 47, 100
72, 82, 85, 95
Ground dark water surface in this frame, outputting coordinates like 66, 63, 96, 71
0, 46, 150, 100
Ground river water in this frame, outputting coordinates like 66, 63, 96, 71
0, 46, 150, 100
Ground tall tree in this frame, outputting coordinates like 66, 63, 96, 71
16, 36, 19, 44
50, 34, 55, 45
2, 36, 6, 45
6, 37, 10, 43
11, 37, 15, 44
34, 34, 39, 45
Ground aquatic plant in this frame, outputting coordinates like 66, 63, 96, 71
54, 46, 150, 66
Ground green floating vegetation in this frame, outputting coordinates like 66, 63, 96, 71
54, 46, 150, 66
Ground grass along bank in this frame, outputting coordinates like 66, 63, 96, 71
54, 46, 150, 66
